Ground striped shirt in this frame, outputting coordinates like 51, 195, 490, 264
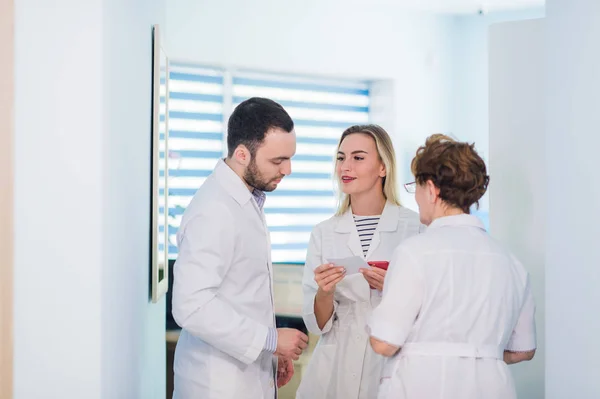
353, 215, 381, 257
252, 188, 266, 210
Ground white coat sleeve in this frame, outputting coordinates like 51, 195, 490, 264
367, 244, 423, 347
301, 226, 339, 335
506, 274, 537, 352
171, 202, 269, 365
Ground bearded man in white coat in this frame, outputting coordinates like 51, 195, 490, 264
172, 97, 309, 399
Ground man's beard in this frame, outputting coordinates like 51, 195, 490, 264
244, 159, 280, 192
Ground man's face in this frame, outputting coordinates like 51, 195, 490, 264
244, 127, 297, 192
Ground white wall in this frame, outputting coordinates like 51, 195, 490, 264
14, 0, 166, 397
451, 8, 545, 154
165, 1, 544, 217
489, 19, 545, 398
545, 0, 600, 397
166, 0, 456, 210
14, 1, 104, 396
450, 7, 545, 226
101, 0, 167, 397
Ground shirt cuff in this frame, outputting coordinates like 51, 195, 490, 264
263, 327, 278, 353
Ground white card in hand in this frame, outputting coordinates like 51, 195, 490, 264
327, 256, 370, 275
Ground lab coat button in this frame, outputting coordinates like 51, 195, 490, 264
270, 380, 274, 388
356, 335, 361, 340
352, 373, 357, 379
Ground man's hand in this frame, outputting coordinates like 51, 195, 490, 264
360, 266, 386, 291
276, 356, 294, 388
275, 328, 309, 361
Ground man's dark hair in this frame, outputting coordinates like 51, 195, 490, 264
227, 97, 294, 158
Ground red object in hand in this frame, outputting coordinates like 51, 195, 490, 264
365, 261, 390, 289
367, 261, 389, 270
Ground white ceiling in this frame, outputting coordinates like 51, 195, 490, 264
340, 0, 545, 14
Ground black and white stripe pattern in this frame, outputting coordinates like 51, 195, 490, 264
353, 215, 381, 257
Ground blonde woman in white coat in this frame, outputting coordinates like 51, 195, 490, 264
296, 125, 423, 399
369, 135, 536, 399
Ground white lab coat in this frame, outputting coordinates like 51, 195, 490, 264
297, 202, 422, 399
368, 214, 537, 399
171, 159, 277, 399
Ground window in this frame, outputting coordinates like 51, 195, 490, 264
165, 64, 371, 264
162, 64, 225, 259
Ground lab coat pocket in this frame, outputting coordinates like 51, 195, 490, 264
377, 376, 393, 399
207, 346, 263, 398
377, 357, 406, 399
296, 344, 337, 398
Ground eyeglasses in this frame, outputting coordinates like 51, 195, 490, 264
404, 182, 416, 193
405, 173, 436, 193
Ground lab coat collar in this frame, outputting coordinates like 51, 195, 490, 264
428, 213, 486, 230
214, 158, 253, 207
334, 201, 399, 233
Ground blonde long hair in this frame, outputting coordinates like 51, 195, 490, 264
334, 124, 401, 216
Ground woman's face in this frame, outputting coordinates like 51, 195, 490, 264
336, 133, 386, 197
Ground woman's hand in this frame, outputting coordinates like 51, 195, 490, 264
314, 263, 346, 295
360, 267, 386, 291
313, 263, 344, 330
370, 336, 400, 357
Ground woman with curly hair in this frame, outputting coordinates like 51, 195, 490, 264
368, 134, 537, 399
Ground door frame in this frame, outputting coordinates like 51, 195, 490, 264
0, 0, 14, 397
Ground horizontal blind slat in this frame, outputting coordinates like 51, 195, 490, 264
165, 66, 225, 259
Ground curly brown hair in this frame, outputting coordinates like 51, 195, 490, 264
410, 134, 489, 213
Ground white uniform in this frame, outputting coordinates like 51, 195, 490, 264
369, 214, 537, 399
171, 159, 277, 399
297, 202, 422, 399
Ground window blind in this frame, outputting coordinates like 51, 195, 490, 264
232, 71, 370, 263
161, 63, 225, 259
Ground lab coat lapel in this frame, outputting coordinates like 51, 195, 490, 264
365, 202, 398, 259
215, 160, 274, 307
348, 228, 363, 258
249, 198, 274, 305
214, 159, 267, 233
335, 209, 364, 258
